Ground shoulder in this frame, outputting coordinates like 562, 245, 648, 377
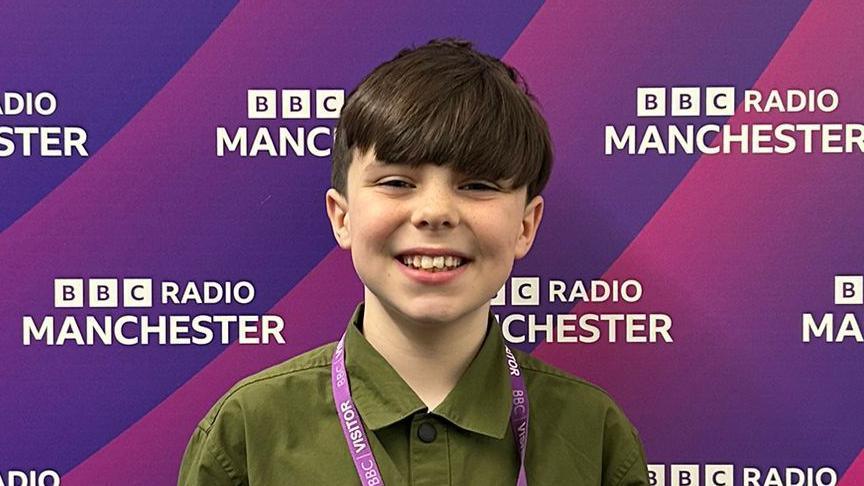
513, 348, 625, 414
512, 349, 648, 485
180, 342, 339, 483
198, 341, 336, 433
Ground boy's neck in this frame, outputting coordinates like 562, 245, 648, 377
360, 294, 490, 411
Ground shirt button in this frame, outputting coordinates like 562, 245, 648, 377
417, 422, 437, 443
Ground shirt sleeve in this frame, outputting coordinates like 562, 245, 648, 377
608, 436, 649, 486
177, 424, 243, 486
602, 403, 650, 486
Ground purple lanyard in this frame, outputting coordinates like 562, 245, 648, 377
331, 332, 529, 486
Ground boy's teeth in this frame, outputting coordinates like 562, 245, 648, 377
400, 255, 465, 272
421, 255, 433, 268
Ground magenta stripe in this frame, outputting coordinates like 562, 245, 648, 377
838, 449, 864, 486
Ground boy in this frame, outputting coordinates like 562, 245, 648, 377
179, 38, 648, 485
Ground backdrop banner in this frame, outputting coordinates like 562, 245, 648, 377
1, 1, 862, 485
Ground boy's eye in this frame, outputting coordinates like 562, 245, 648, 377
461, 182, 498, 191
378, 179, 413, 188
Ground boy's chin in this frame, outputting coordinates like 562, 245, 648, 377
393, 299, 483, 327
402, 309, 460, 326
364, 287, 489, 327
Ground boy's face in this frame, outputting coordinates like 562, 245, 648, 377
326, 149, 544, 326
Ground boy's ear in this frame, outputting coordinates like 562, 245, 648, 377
325, 188, 351, 249
515, 195, 544, 260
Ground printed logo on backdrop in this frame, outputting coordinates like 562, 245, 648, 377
21, 278, 286, 346
605, 87, 863, 156
0, 91, 89, 158
648, 463, 838, 486
802, 275, 863, 344
0, 469, 60, 486
216, 89, 344, 158
491, 277, 673, 344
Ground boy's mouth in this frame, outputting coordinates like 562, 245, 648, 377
395, 254, 471, 273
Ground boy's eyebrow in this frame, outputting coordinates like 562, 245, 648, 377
364, 159, 416, 172
364, 158, 390, 170
358, 159, 380, 174
363, 162, 391, 175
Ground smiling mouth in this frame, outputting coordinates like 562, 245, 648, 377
396, 255, 470, 273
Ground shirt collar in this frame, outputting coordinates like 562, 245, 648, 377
343, 302, 512, 440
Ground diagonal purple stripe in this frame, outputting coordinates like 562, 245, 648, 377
0, 1, 237, 232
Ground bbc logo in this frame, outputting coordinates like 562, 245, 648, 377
649, 464, 734, 486
247, 89, 344, 120
834, 275, 863, 305
492, 277, 540, 306
54, 278, 152, 308
637, 87, 736, 117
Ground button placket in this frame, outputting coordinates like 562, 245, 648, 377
410, 414, 450, 485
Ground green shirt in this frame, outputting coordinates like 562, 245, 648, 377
178, 302, 649, 485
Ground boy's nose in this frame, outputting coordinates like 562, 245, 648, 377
411, 188, 460, 229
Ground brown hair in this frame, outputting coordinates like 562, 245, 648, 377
331, 38, 553, 202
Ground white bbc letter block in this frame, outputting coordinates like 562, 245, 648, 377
648, 464, 666, 486
671, 87, 701, 117
705, 464, 734, 486
55, 278, 84, 308
281, 89, 311, 119
247, 89, 277, 119
705, 86, 736, 116
89, 278, 119, 308
511, 277, 540, 306
637, 87, 666, 117
123, 278, 153, 308
491, 284, 506, 306
834, 275, 864, 305
670, 464, 700, 486
316, 89, 344, 119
